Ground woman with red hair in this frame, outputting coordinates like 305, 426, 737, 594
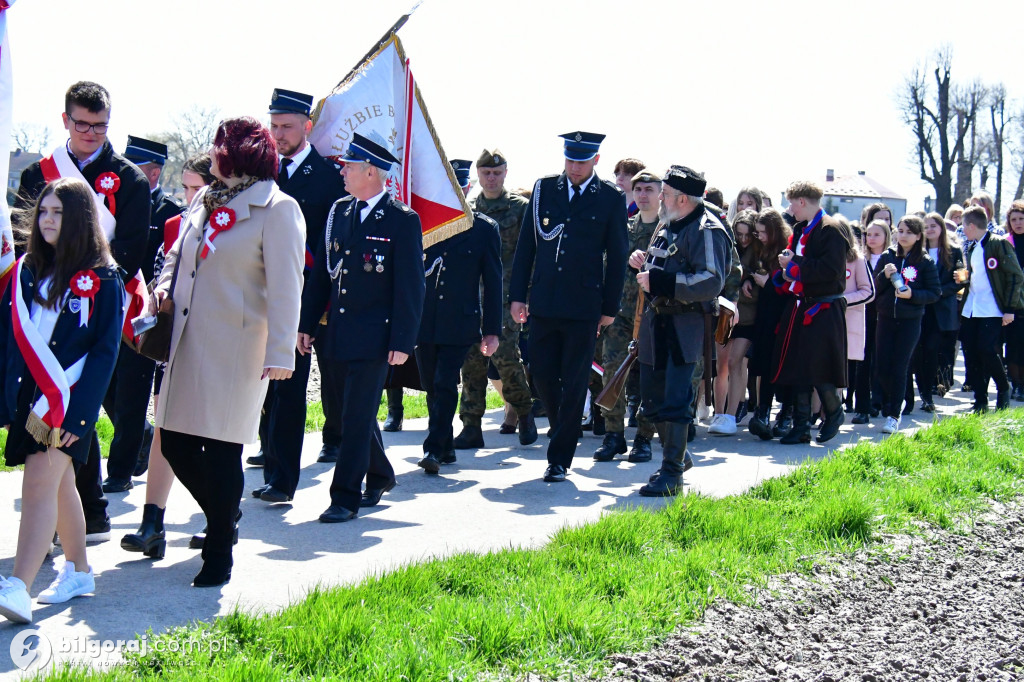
152, 116, 305, 587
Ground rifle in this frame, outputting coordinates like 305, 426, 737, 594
595, 292, 644, 411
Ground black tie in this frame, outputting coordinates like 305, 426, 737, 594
571, 184, 582, 205
278, 158, 292, 185
356, 200, 368, 222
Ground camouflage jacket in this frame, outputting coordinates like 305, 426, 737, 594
619, 214, 660, 324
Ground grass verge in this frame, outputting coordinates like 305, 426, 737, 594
37, 410, 1024, 681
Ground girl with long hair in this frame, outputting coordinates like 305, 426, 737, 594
837, 216, 874, 420
853, 219, 891, 423
747, 208, 793, 439
874, 215, 940, 433
912, 212, 965, 409
1002, 200, 1024, 400
0, 178, 124, 623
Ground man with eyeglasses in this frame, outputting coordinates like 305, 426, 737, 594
16, 80, 150, 541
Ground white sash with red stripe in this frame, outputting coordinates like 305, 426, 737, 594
40, 144, 116, 239
10, 258, 86, 447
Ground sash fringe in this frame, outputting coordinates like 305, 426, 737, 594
25, 411, 60, 448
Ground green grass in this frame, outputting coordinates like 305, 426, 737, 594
37, 410, 1024, 681
0, 390, 506, 472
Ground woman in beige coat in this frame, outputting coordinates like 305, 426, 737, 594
154, 116, 304, 587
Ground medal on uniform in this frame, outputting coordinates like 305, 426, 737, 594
363, 254, 373, 272
375, 255, 384, 273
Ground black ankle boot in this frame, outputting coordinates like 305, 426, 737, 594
193, 551, 232, 588
382, 388, 404, 432
816, 385, 845, 443
120, 504, 166, 559
780, 392, 812, 444
640, 423, 688, 497
748, 406, 773, 440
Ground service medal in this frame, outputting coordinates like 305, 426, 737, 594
375, 255, 385, 273
363, 254, 373, 272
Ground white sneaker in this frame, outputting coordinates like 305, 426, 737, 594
881, 416, 901, 434
708, 414, 737, 435
0, 576, 32, 623
696, 402, 712, 424
36, 561, 95, 604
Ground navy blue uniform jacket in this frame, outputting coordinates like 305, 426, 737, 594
0, 263, 125, 438
418, 213, 502, 346
509, 172, 628, 320
278, 147, 348, 281
300, 194, 425, 361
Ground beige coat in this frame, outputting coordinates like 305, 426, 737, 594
154, 180, 305, 444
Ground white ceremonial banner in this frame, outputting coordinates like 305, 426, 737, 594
310, 35, 471, 248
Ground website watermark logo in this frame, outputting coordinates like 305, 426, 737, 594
9, 630, 230, 671
9, 629, 52, 672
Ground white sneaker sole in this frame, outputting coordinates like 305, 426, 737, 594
0, 602, 32, 623
37, 583, 94, 605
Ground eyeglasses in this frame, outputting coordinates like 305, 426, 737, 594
66, 113, 109, 134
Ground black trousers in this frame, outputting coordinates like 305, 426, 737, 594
914, 313, 958, 401
529, 315, 599, 468
102, 343, 156, 480
314, 340, 341, 447
875, 315, 922, 418
639, 354, 697, 425
960, 316, 1010, 405
323, 358, 394, 512
416, 342, 471, 455
160, 429, 243, 563
260, 348, 312, 497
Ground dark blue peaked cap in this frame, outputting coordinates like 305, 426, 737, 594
269, 88, 313, 116
124, 136, 168, 165
340, 133, 400, 170
559, 131, 605, 161
449, 159, 472, 188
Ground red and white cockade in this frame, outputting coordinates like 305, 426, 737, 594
94, 172, 121, 215
901, 265, 918, 283
201, 207, 236, 259
70, 269, 100, 327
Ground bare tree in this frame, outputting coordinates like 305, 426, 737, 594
898, 47, 978, 214
985, 84, 1012, 219
151, 105, 221, 194
952, 79, 987, 205
1013, 105, 1024, 202
10, 122, 52, 153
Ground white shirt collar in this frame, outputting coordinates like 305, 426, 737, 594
67, 140, 103, 170
280, 142, 312, 179
359, 189, 388, 221
568, 172, 595, 198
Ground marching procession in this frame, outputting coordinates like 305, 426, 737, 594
0, 72, 1022, 630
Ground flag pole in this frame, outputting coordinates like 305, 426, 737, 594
332, 1, 424, 90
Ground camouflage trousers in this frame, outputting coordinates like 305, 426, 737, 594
459, 324, 533, 426
595, 316, 655, 437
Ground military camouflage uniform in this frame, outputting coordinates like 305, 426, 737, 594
597, 214, 659, 437
459, 188, 534, 425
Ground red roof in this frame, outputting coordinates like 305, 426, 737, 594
823, 172, 905, 201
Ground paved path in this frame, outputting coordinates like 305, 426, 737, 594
0, 378, 987, 678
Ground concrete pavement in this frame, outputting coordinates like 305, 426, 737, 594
0, 380, 985, 678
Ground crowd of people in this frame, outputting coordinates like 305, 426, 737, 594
1, 78, 1023, 623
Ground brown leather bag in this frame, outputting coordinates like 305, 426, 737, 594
135, 252, 182, 363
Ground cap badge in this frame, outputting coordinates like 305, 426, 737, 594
574, 133, 582, 142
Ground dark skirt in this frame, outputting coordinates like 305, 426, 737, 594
3, 375, 94, 467
772, 297, 849, 387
